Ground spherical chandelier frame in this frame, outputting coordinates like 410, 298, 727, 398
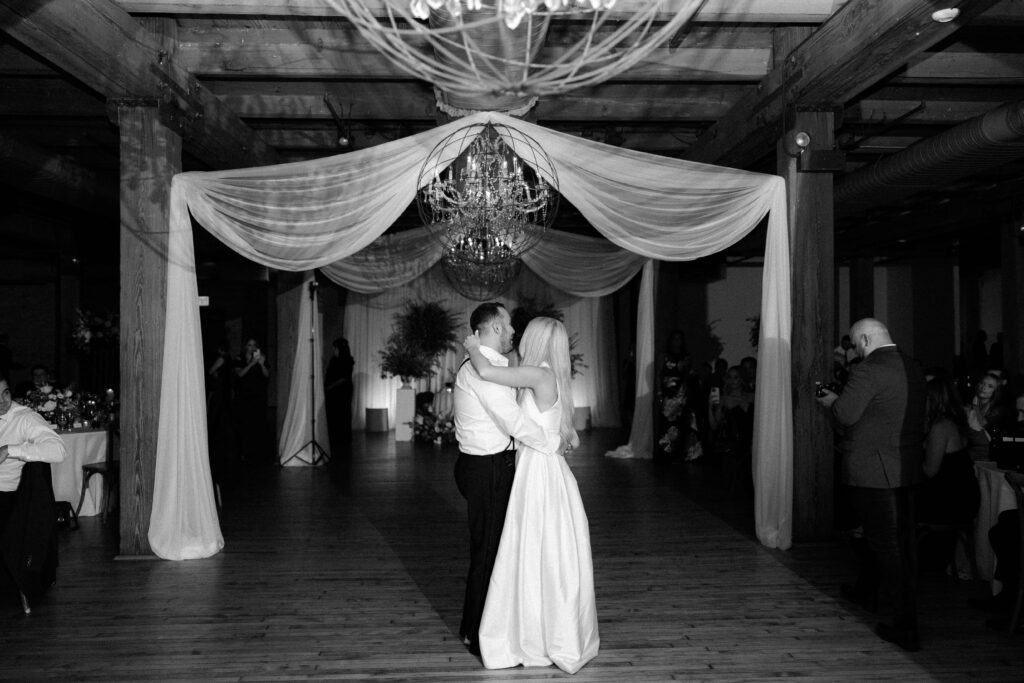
330, 0, 706, 99
417, 120, 559, 264
441, 254, 523, 301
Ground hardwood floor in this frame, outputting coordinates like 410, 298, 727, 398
3, 429, 1022, 681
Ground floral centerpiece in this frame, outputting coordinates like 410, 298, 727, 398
413, 408, 457, 445
21, 384, 117, 431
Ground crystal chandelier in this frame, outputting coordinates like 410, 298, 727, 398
332, 0, 706, 102
417, 121, 558, 300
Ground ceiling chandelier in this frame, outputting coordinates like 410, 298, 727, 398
331, 0, 706, 106
417, 121, 558, 300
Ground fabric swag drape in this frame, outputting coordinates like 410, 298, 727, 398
153, 110, 792, 560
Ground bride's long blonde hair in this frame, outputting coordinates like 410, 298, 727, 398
518, 317, 579, 450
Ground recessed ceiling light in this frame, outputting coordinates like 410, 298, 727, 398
931, 8, 960, 22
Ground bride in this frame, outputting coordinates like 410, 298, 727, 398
463, 317, 599, 674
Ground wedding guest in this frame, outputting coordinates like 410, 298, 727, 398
917, 377, 979, 571
0, 377, 66, 531
207, 341, 236, 482
324, 337, 354, 462
14, 364, 51, 400
234, 338, 271, 464
816, 318, 926, 652
965, 372, 1007, 461
655, 330, 699, 462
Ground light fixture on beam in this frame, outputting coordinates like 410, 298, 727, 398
324, 93, 355, 150
783, 129, 845, 173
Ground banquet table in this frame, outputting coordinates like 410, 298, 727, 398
51, 428, 108, 518
973, 460, 1017, 582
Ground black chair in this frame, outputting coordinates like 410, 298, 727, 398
75, 427, 119, 524
1004, 471, 1024, 634
1, 462, 58, 615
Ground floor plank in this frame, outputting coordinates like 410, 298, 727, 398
2, 429, 1022, 681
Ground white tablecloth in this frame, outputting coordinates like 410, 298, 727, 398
51, 429, 108, 518
973, 460, 1017, 582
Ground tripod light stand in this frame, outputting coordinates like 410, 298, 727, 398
281, 279, 329, 466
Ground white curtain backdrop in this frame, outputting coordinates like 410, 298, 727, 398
277, 271, 329, 466
151, 110, 793, 560
336, 262, 622, 431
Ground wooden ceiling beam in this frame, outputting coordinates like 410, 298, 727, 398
0, 0, 276, 169
114, 0, 844, 23
684, 0, 1004, 168
172, 26, 771, 81
203, 80, 750, 121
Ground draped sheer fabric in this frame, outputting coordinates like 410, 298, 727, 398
152, 110, 792, 560
277, 272, 330, 467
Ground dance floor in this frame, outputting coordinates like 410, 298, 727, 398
3, 429, 1022, 681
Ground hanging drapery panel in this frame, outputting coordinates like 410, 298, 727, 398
156, 110, 792, 561
149, 191, 224, 561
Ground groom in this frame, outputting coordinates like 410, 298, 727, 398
453, 302, 560, 656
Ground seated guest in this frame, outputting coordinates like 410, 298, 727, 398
920, 376, 979, 521
708, 366, 754, 459
965, 372, 1007, 461
0, 376, 65, 609
13, 364, 51, 400
0, 377, 66, 529
917, 377, 980, 571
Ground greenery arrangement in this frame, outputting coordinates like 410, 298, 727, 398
379, 300, 459, 382
510, 297, 586, 378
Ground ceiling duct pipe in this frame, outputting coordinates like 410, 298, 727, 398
835, 100, 1024, 211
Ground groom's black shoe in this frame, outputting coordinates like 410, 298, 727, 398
467, 639, 481, 656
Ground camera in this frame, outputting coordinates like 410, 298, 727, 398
815, 381, 840, 397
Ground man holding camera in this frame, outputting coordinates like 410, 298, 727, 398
815, 318, 926, 652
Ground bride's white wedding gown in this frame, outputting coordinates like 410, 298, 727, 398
478, 390, 599, 674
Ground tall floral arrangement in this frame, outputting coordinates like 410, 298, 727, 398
379, 300, 459, 382
71, 308, 119, 353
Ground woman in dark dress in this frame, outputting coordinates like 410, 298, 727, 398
918, 376, 980, 571
324, 337, 354, 462
234, 338, 271, 464
207, 341, 236, 482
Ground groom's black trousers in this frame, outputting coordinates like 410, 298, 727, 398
454, 449, 515, 651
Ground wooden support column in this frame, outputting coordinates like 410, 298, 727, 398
781, 109, 836, 541
1001, 206, 1024, 373
117, 103, 180, 556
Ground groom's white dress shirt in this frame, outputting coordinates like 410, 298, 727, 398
454, 346, 559, 456
0, 403, 66, 491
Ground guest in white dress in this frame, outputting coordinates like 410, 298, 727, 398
463, 317, 599, 674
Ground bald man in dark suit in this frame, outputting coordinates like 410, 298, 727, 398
817, 318, 926, 652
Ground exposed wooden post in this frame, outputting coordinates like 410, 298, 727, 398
781, 109, 835, 541
1001, 205, 1024, 374
117, 103, 180, 556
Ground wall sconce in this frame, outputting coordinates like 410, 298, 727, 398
323, 93, 354, 150
784, 130, 812, 158
783, 129, 845, 173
